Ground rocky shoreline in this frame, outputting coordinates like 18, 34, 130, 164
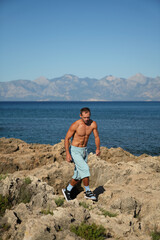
0, 137, 160, 240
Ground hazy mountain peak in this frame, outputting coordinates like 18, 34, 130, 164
61, 74, 79, 83
63, 74, 77, 79
128, 73, 146, 82
0, 73, 160, 101
34, 76, 50, 85
104, 75, 117, 81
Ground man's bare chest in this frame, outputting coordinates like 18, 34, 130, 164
76, 125, 93, 137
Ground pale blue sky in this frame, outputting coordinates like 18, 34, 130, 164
0, 0, 160, 82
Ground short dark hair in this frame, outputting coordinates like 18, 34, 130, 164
80, 107, 91, 115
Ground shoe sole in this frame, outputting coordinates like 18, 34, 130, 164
84, 196, 96, 201
62, 189, 69, 202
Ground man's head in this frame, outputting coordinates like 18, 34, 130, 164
80, 107, 91, 124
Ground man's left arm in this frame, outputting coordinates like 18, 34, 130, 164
92, 121, 100, 156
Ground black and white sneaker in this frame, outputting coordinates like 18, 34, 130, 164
84, 190, 96, 201
62, 188, 72, 202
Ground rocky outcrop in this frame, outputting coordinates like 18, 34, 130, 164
0, 138, 66, 174
99, 146, 137, 163
0, 137, 160, 240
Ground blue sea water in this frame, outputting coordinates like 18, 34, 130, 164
0, 101, 160, 156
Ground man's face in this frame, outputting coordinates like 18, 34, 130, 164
80, 111, 90, 124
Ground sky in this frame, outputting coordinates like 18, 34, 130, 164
0, 0, 160, 82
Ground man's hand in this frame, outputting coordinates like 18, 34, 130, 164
96, 149, 100, 156
66, 153, 72, 162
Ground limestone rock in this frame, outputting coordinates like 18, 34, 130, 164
100, 146, 137, 163
0, 137, 160, 240
0, 138, 65, 174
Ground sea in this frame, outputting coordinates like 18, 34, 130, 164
0, 101, 160, 156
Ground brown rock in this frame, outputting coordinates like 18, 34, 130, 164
0, 138, 66, 174
100, 146, 137, 163
0, 137, 160, 240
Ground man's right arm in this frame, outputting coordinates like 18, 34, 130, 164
64, 122, 77, 162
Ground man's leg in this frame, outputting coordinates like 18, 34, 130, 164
70, 177, 89, 190
71, 148, 96, 200
82, 177, 90, 191
70, 178, 80, 186
82, 177, 96, 200
63, 146, 95, 201
67, 178, 80, 191
62, 179, 80, 202
82, 177, 89, 186
67, 177, 94, 197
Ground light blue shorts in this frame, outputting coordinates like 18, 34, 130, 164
71, 145, 90, 180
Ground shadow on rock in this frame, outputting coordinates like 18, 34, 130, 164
70, 181, 84, 200
93, 186, 105, 200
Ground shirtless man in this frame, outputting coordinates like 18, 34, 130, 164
62, 107, 100, 201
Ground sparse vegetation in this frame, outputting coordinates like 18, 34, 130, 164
0, 174, 7, 181
79, 201, 90, 209
54, 197, 64, 207
41, 207, 53, 216
0, 220, 11, 240
151, 230, 160, 240
24, 177, 32, 185
17, 182, 32, 204
100, 208, 117, 218
0, 222, 11, 232
79, 201, 93, 210
70, 221, 106, 240
0, 194, 12, 217
0, 179, 32, 212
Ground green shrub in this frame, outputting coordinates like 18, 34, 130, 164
70, 221, 106, 240
100, 208, 117, 218
41, 207, 53, 216
79, 201, 90, 209
55, 197, 64, 207
24, 177, 32, 185
0, 179, 32, 219
79, 202, 90, 209
0, 174, 7, 181
0, 221, 11, 240
0, 222, 11, 232
151, 230, 160, 240
17, 183, 32, 204
0, 214, 12, 240
0, 195, 12, 217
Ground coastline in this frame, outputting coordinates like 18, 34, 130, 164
1, 101, 160, 157
1, 137, 160, 175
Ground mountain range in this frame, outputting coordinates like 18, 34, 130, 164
0, 73, 160, 101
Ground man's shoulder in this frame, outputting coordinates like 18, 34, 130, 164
70, 120, 80, 129
74, 119, 81, 125
91, 120, 98, 128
